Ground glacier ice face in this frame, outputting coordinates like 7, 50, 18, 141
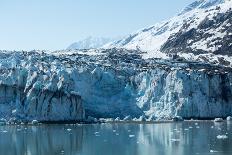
0, 49, 231, 121
0, 51, 84, 121
134, 68, 232, 119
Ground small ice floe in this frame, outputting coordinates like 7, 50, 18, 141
172, 116, 184, 122
195, 123, 198, 126
210, 150, 219, 153
128, 130, 131, 132
211, 126, 214, 129
196, 126, 200, 129
173, 129, 178, 131
115, 133, 119, 136
216, 135, 228, 139
112, 130, 116, 132
94, 132, 100, 136
1, 130, 8, 133
66, 128, 72, 132
171, 139, 180, 142
129, 134, 135, 138
226, 116, 232, 121
189, 126, 193, 129
184, 128, 189, 131
214, 118, 224, 123
31, 120, 39, 125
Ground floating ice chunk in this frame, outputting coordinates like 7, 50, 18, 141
112, 130, 116, 132
94, 131, 100, 136
214, 118, 223, 122
217, 135, 228, 139
1, 130, 7, 133
210, 150, 219, 153
226, 116, 232, 121
31, 120, 39, 125
129, 135, 135, 138
172, 116, 184, 122
116, 133, 119, 136
196, 126, 200, 129
189, 126, 193, 129
66, 128, 72, 132
171, 139, 180, 142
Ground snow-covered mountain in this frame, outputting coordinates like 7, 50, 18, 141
67, 37, 114, 50
105, 0, 232, 67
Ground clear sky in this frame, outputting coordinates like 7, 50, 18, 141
0, 0, 194, 51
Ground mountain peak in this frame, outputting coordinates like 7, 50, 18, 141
179, 0, 225, 15
67, 37, 114, 50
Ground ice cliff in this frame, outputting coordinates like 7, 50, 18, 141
0, 51, 84, 122
0, 49, 231, 121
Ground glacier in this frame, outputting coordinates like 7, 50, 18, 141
0, 49, 231, 121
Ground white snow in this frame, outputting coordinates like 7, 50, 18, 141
104, 0, 232, 65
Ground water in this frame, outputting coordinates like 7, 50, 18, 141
0, 121, 232, 155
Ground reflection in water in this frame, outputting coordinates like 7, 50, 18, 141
0, 122, 232, 155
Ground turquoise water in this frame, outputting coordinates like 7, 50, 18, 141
0, 121, 232, 155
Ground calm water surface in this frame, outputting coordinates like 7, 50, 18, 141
0, 121, 232, 155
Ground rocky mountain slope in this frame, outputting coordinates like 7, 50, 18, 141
105, 0, 232, 67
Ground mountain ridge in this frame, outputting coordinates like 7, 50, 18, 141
104, 0, 232, 67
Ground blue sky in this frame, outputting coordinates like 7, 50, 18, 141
0, 0, 194, 50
